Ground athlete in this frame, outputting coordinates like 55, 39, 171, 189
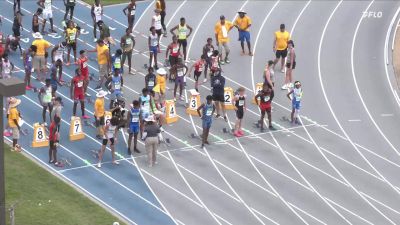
97, 116, 120, 168
98, 20, 115, 47
211, 69, 227, 121
32, 8, 43, 33
215, 15, 233, 64
155, 0, 167, 36
120, 28, 135, 75
23, 45, 37, 90
127, 100, 141, 154
64, 0, 76, 20
152, 9, 163, 42
51, 42, 67, 65
76, 50, 90, 96
273, 24, 290, 73
49, 59, 63, 96
139, 88, 151, 138
165, 35, 180, 69
197, 95, 215, 148
123, 0, 136, 33
107, 67, 124, 106
233, 87, 246, 137
91, 0, 103, 42
49, 116, 61, 166
209, 50, 221, 77
170, 17, 193, 62
202, 38, 215, 81
255, 84, 275, 131
38, 78, 53, 126
38, 0, 56, 34
283, 40, 296, 90
70, 69, 89, 119
188, 55, 205, 92
66, 20, 79, 65
264, 60, 274, 88
111, 49, 123, 75
145, 67, 157, 91
1, 54, 14, 79
12, 11, 23, 39
4, 34, 22, 55
172, 58, 188, 101
148, 26, 159, 69
234, 11, 252, 56
13, 0, 23, 16
287, 81, 302, 125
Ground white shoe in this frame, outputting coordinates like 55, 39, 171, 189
160, 127, 165, 132
203, 78, 207, 83
288, 83, 294, 88
281, 84, 288, 90
93, 38, 97, 42
85, 92, 91, 97
42, 122, 48, 127
96, 162, 101, 168
173, 98, 177, 102
113, 161, 120, 165
281, 69, 285, 73
180, 95, 185, 101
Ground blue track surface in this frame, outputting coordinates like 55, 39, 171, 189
0, 1, 175, 224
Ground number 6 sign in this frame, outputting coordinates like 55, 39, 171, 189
69, 116, 85, 141
32, 123, 49, 148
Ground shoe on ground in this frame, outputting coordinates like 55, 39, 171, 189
93, 38, 97, 42
96, 135, 102, 139
82, 115, 90, 119
288, 83, 294, 88
234, 131, 241, 137
134, 148, 141, 153
238, 130, 244, 135
95, 86, 102, 90
42, 122, 48, 127
223, 116, 228, 122
160, 127, 165, 132
269, 125, 276, 130
281, 69, 285, 73
281, 84, 288, 90
3, 131, 12, 137
225, 59, 231, 64
85, 92, 91, 97
201, 144, 205, 148
220, 61, 225, 65
97, 163, 101, 168
127, 149, 132, 155
25, 85, 32, 91
173, 97, 177, 102
112, 161, 120, 165
203, 78, 207, 83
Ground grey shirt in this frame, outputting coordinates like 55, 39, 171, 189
144, 123, 160, 137
51, 105, 62, 122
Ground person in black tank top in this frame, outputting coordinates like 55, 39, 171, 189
12, 12, 22, 37
32, 8, 43, 33
234, 87, 246, 137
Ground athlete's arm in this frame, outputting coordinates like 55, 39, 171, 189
91, 5, 95, 19
286, 90, 293, 100
121, 75, 124, 87
122, 4, 128, 16
38, 88, 43, 104
272, 34, 276, 51
169, 25, 178, 35
254, 93, 260, 105
197, 104, 204, 117
183, 65, 188, 76
187, 25, 193, 38
270, 89, 274, 101
165, 44, 170, 58
51, 46, 57, 62
70, 79, 74, 99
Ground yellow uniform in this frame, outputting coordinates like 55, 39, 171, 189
234, 16, 252, 32
32, 39, 51, 56
8, 107, 20, 128
156, 74, 166, 94
274, 31, 290, 50
95, 98, 105, 118
215, 21, 233, 43
66, 28, 77, 43
96, 44, 109, 65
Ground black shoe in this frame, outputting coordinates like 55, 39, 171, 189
223, 116, 228, 122
269, 125, 276, 131
127, 149, 132, 155
204, 141, 210, 145
201, 144, 204, 148
134, 148, 141, 153
96, 135, 102, 139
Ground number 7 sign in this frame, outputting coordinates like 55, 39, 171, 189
69, 116, 85, 141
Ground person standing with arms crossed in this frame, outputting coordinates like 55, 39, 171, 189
156, 0, 167, 37
91, 0, 103, 42
234, 11, 252, 56
120, 28, 135, 75
123, 0, 136, 33
273, 23, 290, 73
170, 17, 193, 63
215, 15, 233, 65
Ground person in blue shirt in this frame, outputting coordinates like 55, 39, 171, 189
197, 95, 215, 148
127, 100, 141, 155
49, 59, 63, 97
106, 68, 123, 108
139, 88, 151, 138
287, 81, 303, 125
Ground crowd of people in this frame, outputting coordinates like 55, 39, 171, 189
0, 0, 303, 168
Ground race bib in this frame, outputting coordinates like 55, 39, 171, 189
130, 10, 135, 16
126, 38, 132, 45
114, 83, 121, 90
148, 81, 154, 87
207, 51, 212, 57
177, 69, 184, 77
206, 108, 213, 116
172, 46, 179, 53
131, 117, 139, 123
263, 96, 270, 102
83, 61, 88, 68
77, 81, 83, 87
238, 100, 244, 106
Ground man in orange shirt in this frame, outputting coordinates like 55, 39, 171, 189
273, 24, 290, 73
234, 11, 252, 56
215, 15, 233, 65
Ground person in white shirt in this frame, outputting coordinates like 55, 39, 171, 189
91, 0, 103, 42
37, 0, 56, 33
152, 9, 163, 42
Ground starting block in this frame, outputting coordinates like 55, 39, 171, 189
186, 89, 201, 116
222, 128, 234, 134
69, 116, 85, 141
32, 123, 49, 147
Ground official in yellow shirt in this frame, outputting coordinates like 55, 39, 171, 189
8, 98, 22, 151
32, 32, 51, 80
156, 68, 167, 100
273, 24, 291, 72
234, 11, 252, 56
95, 90, 107, 138
87, 39, 110, 89
215, 15, 233, 64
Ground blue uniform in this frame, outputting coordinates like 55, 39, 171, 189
292, 87, 302, 110
129, 108, 140, 134
111, 75, 122, 99
202, 103, 213, 129
49, 64, 58, 92
140, 95, 151, 119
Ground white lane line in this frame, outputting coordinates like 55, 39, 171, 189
347, 119, 362, 122
351, 0, 400, 197
380, 113, 394, 117
248, 1, 311, 224
250, 0, 350, 223
6, 141, 138, 225
317, 1, 395, 223
391, 6, 400, 51
324, 197, 374, 225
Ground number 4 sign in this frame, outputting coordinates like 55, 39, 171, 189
32, 123, 49, 148
69, 116, 85, 141
165, 100, 178, 124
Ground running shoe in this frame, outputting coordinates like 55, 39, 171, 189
93, 38, 97, 42
42, 122, 48, 127
269, 125, 276, 131
3, 131, 11, 137
160, 127, 165, 132
180, 95, 185, 101
288, 83, 294, 88
66, 62, 70, 66
223, 116, 228, 122
85, 92, 91, 97
204, 140, 210, 145
281, 84, 288, 90
95, 86, 102, 91
54, 161, 64, 167
25, 85, 32, 91
220, 61, 225, 65
225, 59, 231, 64
82, 115, 90, 119
97, 163, 101, 168
96, 135, 102, 139
134, 148, 141, 153
234, 131, 241, 137
173, 97, 177, 102
127, 149, 132, 155
203, 78, 207, 83
280, 69, 285, 73
238, 130, 245, 135
112, 161, 120, 165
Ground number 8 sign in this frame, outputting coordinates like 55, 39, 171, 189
32, 123, 49, 148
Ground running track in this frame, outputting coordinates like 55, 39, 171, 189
1, 0, 400, 224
